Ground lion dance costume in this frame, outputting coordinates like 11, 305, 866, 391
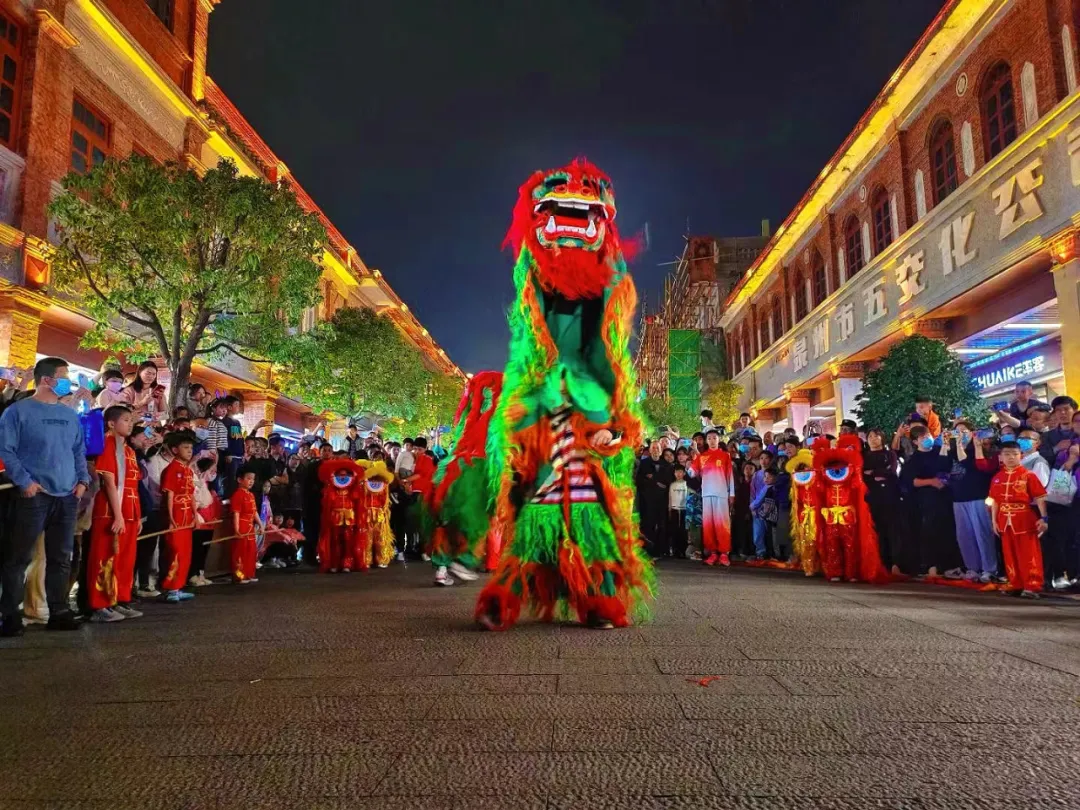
475, 159, 654, 631
430, 371, 503, 575
317, 459, 362, 573
358, 461, 396, 569
812, 435, 887, 583
785, 447, 820, 576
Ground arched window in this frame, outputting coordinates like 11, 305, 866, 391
793, 271, 809, 323
981, 61, 1017, 159
771, 294, 783, 341
871, 186, 893, 255
810, 250, 828, 307
843, 215, 864, 276
929, 118, 959, 204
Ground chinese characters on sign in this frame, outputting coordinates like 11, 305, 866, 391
972, 354, 1046, 391
895, 250, 926, 305
836, 302, 855, 342
793, 337, 808, 373
812, 319, 829, 359
940, 212, 976, 276
991, 158, 1044, 240
863, 279, 887, 326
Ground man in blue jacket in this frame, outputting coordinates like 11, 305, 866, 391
0, 357, 90, 636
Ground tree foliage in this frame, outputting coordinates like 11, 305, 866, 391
397, 372, 463, 443
703, 379, 743, 431
641, 396, 700, 439
48, 156, 326, 411
855, 334, 990, 436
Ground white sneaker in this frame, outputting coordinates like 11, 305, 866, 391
434, 566, 455, 586
1051, 576, 1072, 590
395, 552, 405, 562
248, 577, 259, 583
255, 562, 263, 569
113, 605, 143, 619
979, 572, 993, 584
421, 553, 431, 562
449, 562, 478, 582
188, 575, 202, 587
962, 570, 980, 582
944, 568, 965, 579
197, 575, 214, 586
90, 608, 125, 623
376, 563, 388, 569
136, 587, 161, 598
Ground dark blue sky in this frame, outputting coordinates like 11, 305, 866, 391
208, 1, 945, 373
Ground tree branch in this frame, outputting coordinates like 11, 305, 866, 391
194, 341, 266, 364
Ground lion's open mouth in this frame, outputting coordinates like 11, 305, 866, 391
533, 196, 608, 247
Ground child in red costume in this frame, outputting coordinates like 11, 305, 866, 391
990, 440, 1049, 598
812, 435, 887, 584
356, 460, 396, 570
688, 429, 735, 566
231, 469, 262, 583
318, 458, 363, 573
86, 406, 143, 622
160, 430, 200, 603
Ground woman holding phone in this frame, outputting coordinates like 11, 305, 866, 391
118, 361, 165, 421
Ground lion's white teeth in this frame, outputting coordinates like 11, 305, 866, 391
545, 216, 557, 234
585, 219, 597, 238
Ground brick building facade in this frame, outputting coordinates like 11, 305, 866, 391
0, 0, 460, 437
722, 0, 1080, 436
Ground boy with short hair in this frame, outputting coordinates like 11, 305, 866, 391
160, 430, 199, 603
914, 396, 942, 438
689, 429, 735, 566
1017, 428, 1051, 487
990, 440, 1049, 598
231, 468, 263, 583
86, 406, 144, 622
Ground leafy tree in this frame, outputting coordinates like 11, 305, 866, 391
397, 371, 464, 444
703, 379, 743, 431
641, 396, 700, 439
855, 334, 990, 436
277, 306, 432, 423
48, 156, 325, 411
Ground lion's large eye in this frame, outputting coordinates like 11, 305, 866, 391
793, 470, 814, 485
825, 466, 850, 482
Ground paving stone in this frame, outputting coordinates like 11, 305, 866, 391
557, 673, 787, 695
454, 656, 662, 675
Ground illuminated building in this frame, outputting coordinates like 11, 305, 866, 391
0, 0, 461, 437
721, 0, 1080, 435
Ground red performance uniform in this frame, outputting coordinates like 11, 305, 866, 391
160, 459, 196, 591
230, 488, 258, 581
990, 466, 1047, 592
690, 449, 734, 554
318, 459, 362, 572
87, 434, 141, 610
356, 466, 395, 569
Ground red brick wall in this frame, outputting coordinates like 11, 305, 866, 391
100, 0, 195, 93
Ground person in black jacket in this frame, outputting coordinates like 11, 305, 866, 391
300, 443, 334, 565
636, 439, 673, 558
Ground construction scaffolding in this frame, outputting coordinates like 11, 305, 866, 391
635, 230, 769, 403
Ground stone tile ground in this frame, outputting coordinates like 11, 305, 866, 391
1, 562, 1078, 808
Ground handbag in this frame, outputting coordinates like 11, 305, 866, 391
1045, 468, 1077, 506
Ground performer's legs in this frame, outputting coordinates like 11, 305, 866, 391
160, 529, 191, 592
231, 535, 247, 581
1000, 525, 1021, 591
1015, 529, 1045, 593
840, 525, 859, 581
115, 520, 139, 604
85, 521, 117, 612
820, 527, 843, 580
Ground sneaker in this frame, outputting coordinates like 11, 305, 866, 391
944, 568, 965, 579
421, 553, 431, 562
1051, 576, 1072, 590
45, 611, 81, 632
136, 587, 161, 599
704, 553, 719, 566
0, 615, 24, 637
719, 553, 731, 567
197, 575, 215, 586
689, 551, 702, 561
176, 591, 195, 601
238, 578, 254, 585
90, 608, 125, 623
255, 561, 263, 570
165, 591, 183, 603
395, 552, 405, 562
434, 566, 455, 586
962, 570, 980, 582
1020, 590, 1040, 599
113, 604, 143, 619
585, 613, 615, 630
188, 575, 202, 587
248, 577, 259, 583
979, 572, 993, 584
829, 577, 842, 583
376, 563, 388, 569
449, 562, 478, 582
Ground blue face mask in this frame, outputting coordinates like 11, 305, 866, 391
194, 427, 210, 442
1017, 437, 1035, 454
738, 444, 750, 454
919, 437, 935, 451
777, 449, 788, 457
51, 377, 72, 397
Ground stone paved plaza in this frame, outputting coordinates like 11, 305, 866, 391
1, 562, 1079, 809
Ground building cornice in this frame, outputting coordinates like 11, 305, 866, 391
35, 9, 79, 49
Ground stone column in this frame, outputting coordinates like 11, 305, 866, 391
785, 390, 812, 438
239, 392, 277, 436
1051, 238, 1080, 395
0, 285, 48, 368
831, 362, 866, 425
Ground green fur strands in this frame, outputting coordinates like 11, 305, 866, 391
440, 459, 492, 544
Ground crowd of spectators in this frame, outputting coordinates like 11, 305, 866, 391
0, 357, 441, 636
635, 388, 1080, 598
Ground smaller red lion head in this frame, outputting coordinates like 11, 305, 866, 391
318, 458, 362, 489
813, 434, 864, 487
504, 158, 624, 300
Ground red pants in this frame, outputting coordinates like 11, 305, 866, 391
86, 517, 138, 610
821, 525, 858, 581
321, 526, 352, 572
701, 497, 731, 554
1001, 525, 1044, 592
231, 533, 257, 581
160, 528, 192, 591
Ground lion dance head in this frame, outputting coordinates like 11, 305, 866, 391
504, 158, 624, 300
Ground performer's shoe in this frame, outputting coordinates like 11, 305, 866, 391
704, 553, 719, 566
164, 591, 184, 603
434, 566, 455, 586
449, 562, 478, 582
1020, 590, 1040, 599
377, 563, 388, 569
584, 613, 615, 630
718, 553, 731, 567
90, 608, 125, 623
113, 604, 143, 619
829, 577, 842, 583
136, 587, 161, 598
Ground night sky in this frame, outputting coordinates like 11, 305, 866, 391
207, 1, 945, 373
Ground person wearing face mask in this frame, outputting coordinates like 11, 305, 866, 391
1016, 428, 1050, 487
900, 424, 957, 578
944, 420, 999, 583
94, 369, 126, 410
0, 357, 91, 636
862, 428, 905, 574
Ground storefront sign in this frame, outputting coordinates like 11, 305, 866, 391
972, 354, 1046, 391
